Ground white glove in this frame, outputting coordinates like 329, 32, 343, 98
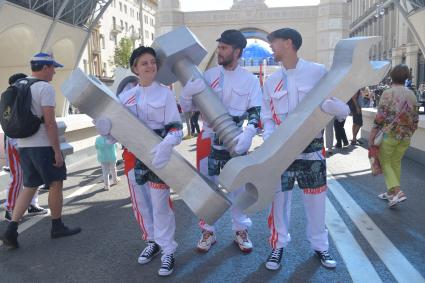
233, 124, 257, 155
180, 78, 206, 112
321, 97, 350, 122
262, 119, 276, 141
150, 131, 182, 169
94, 118, 112, 136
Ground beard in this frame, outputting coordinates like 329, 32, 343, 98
218, 55, 234, 67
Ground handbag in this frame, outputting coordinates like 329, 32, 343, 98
368, 145, 382, 176
373, 130, 384, 146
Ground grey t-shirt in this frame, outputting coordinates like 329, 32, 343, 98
17, 79, 56, 148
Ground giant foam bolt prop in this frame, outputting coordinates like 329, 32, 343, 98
152, 26, 242, 153
61, 69, 231, 224
219, 36, 391, 213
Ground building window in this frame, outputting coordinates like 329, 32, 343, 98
145, 30, 149, 38
120, 20, 123, 29
150, 18, 154, 26
103, 63, 107, 77
124, 4, 127, 14
100, 35, 105, 49
119, 2, 122, 12
137, 12, 139, 20
125, 22, 128, 32
144, 15, 148, 24
151, 32, 154, 40
112, 16, 116, 27
83, 59, 88, 73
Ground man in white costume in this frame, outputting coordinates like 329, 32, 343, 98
261, 28, 349, 270
180, 29, 262, 253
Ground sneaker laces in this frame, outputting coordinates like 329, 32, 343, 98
236, 230, 249, 243
317, 250, 332, 261
268, 248, 283, 262
141, 242, 158, 258
201, 230, 213, 242
161, 254, 173, 269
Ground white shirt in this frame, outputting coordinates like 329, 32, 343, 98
18, 80, 56, 148
204, 65, 262, 117
119, 81, 181, 130
262, 58, 327, 160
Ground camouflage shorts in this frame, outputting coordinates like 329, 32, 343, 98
281, 158, 327, 191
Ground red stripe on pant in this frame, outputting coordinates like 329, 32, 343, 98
6, 142, 22, 211
268, 202, 278, 249
123, 148, 149, 240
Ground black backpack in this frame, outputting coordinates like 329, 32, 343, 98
0, 78, 44, 138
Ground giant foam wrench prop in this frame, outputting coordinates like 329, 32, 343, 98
61, 70, 231, 225
219, 36, 391, 213
152, 26, 242, 153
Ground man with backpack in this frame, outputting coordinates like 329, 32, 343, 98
3, 73, 48, 222
0, 52, 81, 249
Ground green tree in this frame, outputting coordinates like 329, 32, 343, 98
113, 37, 133, 68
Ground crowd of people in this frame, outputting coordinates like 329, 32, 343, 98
0, 27, 420, 278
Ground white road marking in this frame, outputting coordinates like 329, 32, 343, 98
328, 176, 425, 283
326, 197, 382, 283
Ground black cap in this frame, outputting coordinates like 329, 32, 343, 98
267, 28, 302, 50
216, 29, 247, 49
129, 46, 157, 68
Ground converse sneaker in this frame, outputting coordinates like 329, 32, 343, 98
265, 248, 283, 270
158, 253, 174, 277
27, 205, 48, 215
138, 241, 161, 264
4, 210, 12, 222
234, 230, 253, 253
197, 230, 216, 253
315, 250, 337, 268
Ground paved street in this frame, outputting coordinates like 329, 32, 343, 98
1, 119, 424, 283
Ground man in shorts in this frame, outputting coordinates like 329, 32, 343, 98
1, 52, 81, 249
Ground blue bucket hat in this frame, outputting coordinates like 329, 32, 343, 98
30, 52, 64, 68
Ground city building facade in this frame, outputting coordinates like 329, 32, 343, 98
348, 0, 425, 86
79, 0, 158, 79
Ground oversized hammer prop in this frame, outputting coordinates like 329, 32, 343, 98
218, 36, 391, 213
152, 26, 242, 153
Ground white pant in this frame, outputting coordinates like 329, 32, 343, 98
100, 162, 117, 189
126, 169, 177, 255
268, 190, 329, 252
199, 175, 252, 233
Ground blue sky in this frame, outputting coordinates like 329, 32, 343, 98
180, 0, 320, 11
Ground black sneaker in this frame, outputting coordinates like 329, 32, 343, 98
138, 241, 161, 264
315, 250, 337, 268
38, 184, 49, 191
0, 227, 19, 249
158, 253, 174, 277
27, 205, 48, 216
265, 248, 283, 270
51, 225, 82, 239
4, 210, 12, 222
